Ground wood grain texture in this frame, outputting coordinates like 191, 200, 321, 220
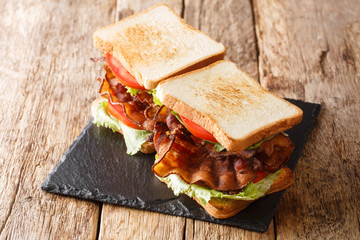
184, 0, 258, 80
253, 0, 360, 238
184, 219, 275, 239
1, 0, 357, 239
0, 0, 115, 239
99, 205, 185, 239
98, 1, 186, 239
116, 0, 183, 21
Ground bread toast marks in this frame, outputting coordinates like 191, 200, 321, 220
157, 61, 303, 151
93, 4, 225, 89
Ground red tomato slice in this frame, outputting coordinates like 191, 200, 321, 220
181, 116, 218, 142
106, 53, 146, 90
107, 99, 142, 130
252, 171, 269, 183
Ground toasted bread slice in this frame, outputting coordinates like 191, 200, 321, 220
179, 167, 294, 219
93, 4, 225, 90
156, 60, 303, 151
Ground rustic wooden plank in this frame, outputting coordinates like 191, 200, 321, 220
183, 0, 275, 238
116, 0, 183, 21
98, 1, 186, 239
184, 0, 259, 80
0, 0, 116, 239
99, 205, 185, 239
253, 0, 360, 239
184, 219, 275, 239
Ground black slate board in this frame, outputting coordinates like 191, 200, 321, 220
41, 99, 321, 232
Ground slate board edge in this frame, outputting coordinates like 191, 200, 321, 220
285, 98, 322, 170
41, 122, 93, 190
41, 181, 268, 232
41, 99, 321, 233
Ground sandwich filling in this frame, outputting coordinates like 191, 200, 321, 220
92, 99, 153, 155
158, 169, 280, 204
93, 59, 295, 200
93, 62, 185, 154
152, 120, 294, 193
98, 65, 161, 132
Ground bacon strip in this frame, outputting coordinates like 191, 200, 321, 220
152, 124, 294, 192
152, 124, 257, 191
98, 65, 168, 131
255, 134, 294, 171
97, 63, 294, 192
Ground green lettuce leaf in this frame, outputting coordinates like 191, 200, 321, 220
125, 86, 140, 96
121, 123, 153, 155
171, 110, 184, 125
91, 99, 152, 155
147, 89, 162, 106
158, 170, 280, 205
213, 143, 226, 152
281, 132, 289, 137
204, 140, 225, 152
246, 135, 276, 150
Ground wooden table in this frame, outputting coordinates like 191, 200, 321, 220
1, 0, 359, 239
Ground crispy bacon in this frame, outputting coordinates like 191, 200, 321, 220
152, 123, 294, 192
166, 112, 186, 135
254, 134, 294, 171
98, 65, 168, 131
152, 123, 257, 191
97, 63, 294, 192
